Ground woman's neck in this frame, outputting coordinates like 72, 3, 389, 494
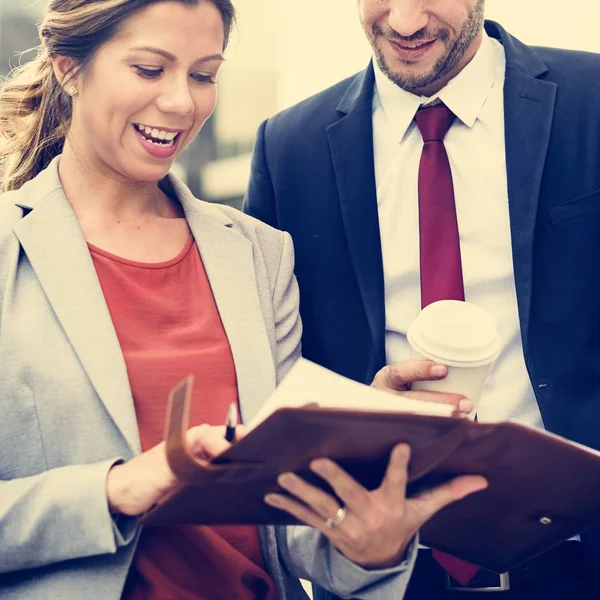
58, 140, 181, 228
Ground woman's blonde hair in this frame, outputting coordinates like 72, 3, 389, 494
0, 0, 235, 193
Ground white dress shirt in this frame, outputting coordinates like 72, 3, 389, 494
372, 33, 544, 429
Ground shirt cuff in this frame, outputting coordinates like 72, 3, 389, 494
323, 533, 419, 599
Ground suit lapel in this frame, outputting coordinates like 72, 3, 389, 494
327, 26, 557, 366
326, 64, 386, 369
14, 168, 141, 454
490, 22, 557, 350
171, 180, 276, 424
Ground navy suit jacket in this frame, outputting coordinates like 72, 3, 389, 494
244, 21, 600, 569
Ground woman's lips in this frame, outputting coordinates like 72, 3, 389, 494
134, 126, 182, 160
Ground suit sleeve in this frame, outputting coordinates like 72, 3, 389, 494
0, 460, 138, 573
243, 119, 280, 229
268, 208, 417, 599
277, 525, 418, 599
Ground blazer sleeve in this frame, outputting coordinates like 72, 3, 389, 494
0, 460, 138, 573
0, 208, 137, 573
272, 230, 302, 383
243, 119, 279, 229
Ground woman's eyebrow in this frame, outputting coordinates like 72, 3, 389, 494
129, 46, 224, 64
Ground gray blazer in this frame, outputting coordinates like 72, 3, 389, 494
0, 158, 414, 599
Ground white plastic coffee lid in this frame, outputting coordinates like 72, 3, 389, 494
407, 300, 501, 367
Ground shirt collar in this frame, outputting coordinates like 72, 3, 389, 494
373, 32, 498, 141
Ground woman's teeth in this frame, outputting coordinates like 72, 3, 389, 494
135, 123, 179, 146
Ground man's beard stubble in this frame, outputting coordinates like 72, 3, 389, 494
367, 0, 485, 94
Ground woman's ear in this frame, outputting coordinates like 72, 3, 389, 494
50, 54, 79, 94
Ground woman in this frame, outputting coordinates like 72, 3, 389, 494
0, 1, 486, 598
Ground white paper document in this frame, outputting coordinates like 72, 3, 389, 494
248, 358, 455, 430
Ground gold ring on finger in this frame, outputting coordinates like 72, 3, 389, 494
324, 506, 347, 528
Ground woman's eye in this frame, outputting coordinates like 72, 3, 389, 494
192, 73, 217, 84
134, 66, 163, 79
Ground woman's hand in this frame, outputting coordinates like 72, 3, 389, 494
264, 444, 487, 569
106, 424, 233, 516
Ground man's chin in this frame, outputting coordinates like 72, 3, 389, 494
378, 59, 441, 94
376, 47, 434, 81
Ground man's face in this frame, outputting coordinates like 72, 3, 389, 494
358, 0, 485, 95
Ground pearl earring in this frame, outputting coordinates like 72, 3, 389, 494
66, 85, 78, 97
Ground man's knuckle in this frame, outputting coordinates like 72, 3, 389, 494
345, 528, 366, 548
366, 513, 385, 533
390, 499, 406, 518
316, 499, 335, 516
371, 370, 385, 387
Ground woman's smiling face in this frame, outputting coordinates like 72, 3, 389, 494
62, 1, 225, 183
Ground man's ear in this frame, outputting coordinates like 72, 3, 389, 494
50, 54, 79, 91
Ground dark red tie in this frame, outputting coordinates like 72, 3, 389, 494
416, 104, 479, 587
416, 104, 464, 308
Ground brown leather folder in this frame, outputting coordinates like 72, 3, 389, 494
142, 376, 600, 573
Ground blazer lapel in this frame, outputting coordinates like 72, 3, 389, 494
169, 179, 276, 424
489, 21, 557, 350
12, 162, 275, 451
326, 64, 386, 369
13, 162, 141, 454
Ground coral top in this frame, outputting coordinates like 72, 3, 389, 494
89, 235, 278, 600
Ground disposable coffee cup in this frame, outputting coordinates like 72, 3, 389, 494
406, 300, 501, 418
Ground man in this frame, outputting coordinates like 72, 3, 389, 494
244, 0, 600, 598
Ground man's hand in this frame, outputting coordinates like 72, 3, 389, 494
372, 359, 473, 415
265, 444, 487, 569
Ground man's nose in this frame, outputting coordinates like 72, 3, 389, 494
387, 0, 429, 38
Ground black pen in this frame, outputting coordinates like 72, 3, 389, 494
225, 402, 238, 443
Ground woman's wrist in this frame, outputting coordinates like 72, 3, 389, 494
106, 462, 130, 515
105, 428, 232, 517
105, 444, 179, 517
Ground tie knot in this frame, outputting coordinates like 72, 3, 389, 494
415, 104, 456, 142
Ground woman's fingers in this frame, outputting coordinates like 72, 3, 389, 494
185, 424, 231, 459
185, 424, 248, 457
234, 424, 248, 441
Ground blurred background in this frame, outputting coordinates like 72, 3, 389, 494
1, 0, 599, 209
0, 1, 598, 598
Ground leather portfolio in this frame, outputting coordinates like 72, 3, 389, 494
142, 364, 600, 573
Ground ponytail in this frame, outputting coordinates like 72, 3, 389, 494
0, 50, 71, 193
